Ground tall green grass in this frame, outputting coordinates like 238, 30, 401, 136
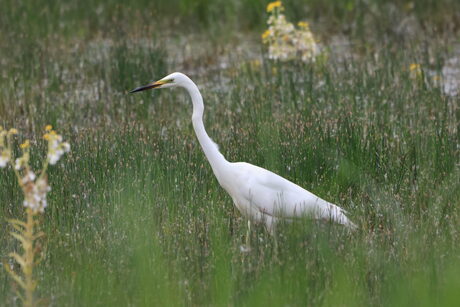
1, 0, 459, 41
1, 0, 459, 305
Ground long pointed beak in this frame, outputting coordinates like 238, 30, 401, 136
129, 80, 166, 93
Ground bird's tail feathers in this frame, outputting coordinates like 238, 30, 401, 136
326, 204, 357, 230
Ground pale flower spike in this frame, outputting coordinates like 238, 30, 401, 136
2, 125, 70, 306
0, 127, 11, 168
1, 125, 70, 213
23, 177, 51, 213
0, 152, 9, 168
262, 1, 321, 62
44, 128, 71, 165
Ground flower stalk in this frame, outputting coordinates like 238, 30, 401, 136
1, 125, 69, 307
262, 1, 321, 62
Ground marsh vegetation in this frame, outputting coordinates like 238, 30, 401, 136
1, 0, 459, 305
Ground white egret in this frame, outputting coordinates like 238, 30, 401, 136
130, 72, 356, 232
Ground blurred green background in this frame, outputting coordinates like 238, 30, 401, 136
1, 0, 459, 306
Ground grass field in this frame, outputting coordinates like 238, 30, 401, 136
1, 0, 459, 306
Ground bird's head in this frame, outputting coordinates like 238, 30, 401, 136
129, 72, 189, 93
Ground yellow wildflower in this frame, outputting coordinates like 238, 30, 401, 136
409, 63, 422, 80
267, 1, 282, 13
405, 2, 414, 10
20, 140, 30, 149
45, 125, 53, 131
250, 59, 262, 69
298, 21, 309, 28
262, 29, 271, 40
409, 63, 421, 71
9, 128, 18, 135
43, 133, 50, 141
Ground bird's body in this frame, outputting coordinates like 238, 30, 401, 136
215, 162, 353, 231
130, 72, 356, 231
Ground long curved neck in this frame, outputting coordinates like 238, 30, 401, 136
183, 79, 229, 176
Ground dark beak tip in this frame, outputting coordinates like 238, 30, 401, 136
129, 85, 148, 93
129, 83, 159, 94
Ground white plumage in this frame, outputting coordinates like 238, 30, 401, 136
130, 72, 356, 232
